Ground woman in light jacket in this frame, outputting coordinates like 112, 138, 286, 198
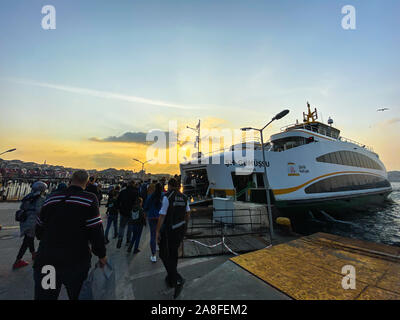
13, 181, 47, 269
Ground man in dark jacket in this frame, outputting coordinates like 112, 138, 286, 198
34, 170, 107, 300
116, 180, 138, 248
85, 176, 102, 203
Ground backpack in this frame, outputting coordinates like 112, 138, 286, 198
130, 206, 145, 224
15, 195, 39, 222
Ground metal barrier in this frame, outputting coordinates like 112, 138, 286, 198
0, 178, 69, 201
183, 207, 271, 256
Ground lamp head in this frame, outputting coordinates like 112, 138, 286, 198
273, 109, 290, 120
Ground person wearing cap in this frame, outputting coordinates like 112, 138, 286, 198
12, 181, 47, 270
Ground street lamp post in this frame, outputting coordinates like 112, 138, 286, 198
187, 120, 201, 159
132, 158, 153, 177
0, 148, 16, 156
241, 109, 289, 243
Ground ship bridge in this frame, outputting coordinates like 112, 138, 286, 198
269, 102, 374, 153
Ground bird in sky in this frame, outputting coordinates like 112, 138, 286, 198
377, 108, 389, 112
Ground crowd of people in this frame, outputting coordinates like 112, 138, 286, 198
12, 170, 190, 300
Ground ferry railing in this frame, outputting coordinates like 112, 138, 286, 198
280, 123, 338, 138
279, 123, 374, 152
339, 136, 374, 152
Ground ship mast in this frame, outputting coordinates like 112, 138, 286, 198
303, 102, 318, 123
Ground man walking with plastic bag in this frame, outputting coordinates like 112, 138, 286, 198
33, 170, 107, 300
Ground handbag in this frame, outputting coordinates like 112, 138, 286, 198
15, 209, 28, 222
131, 209, 140, 221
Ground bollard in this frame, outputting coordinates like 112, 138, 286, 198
276, 217, 292, 235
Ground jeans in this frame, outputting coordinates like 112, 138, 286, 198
118, 215, 130, 241
128, 224, 144, 250
34, 264, 89, 300
148, 218, 158, 255
104, 214, 118, 239
17, 235, 35, 260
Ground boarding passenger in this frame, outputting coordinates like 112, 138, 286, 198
144, 182, 163, 263
116, 180, 139, 248
156, 178, 190, 299
33, 170, 107, 300
85, 176, 101, 201
104, 187, 120, 244
127, 197, 146, 253
12, 181, 47, 270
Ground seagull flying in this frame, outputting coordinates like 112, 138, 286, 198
377, 108, 389, 112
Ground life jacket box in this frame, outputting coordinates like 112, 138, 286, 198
212, 197, 234, 225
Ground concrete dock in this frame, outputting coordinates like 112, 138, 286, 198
1, 201, 399, 300
0, 202, 232, 300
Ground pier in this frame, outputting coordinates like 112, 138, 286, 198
2, 199, 400, 300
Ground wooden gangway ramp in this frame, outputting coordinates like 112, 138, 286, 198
231, 232, 400, 300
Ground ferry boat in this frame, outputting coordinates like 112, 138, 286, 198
180, 103, 392, 212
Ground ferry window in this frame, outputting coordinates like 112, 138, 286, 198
367, 158, 374, 169
360, 154, 368, 168
316, 151, 383, 170
340, 151, 349, 166
331, 152, 340, 164
335, 151, 344, 165
271, 137, 306, 152
305, 174, 390, 194
349, 152, 358, 167
327, 153, 336, 164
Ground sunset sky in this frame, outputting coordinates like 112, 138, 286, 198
1, 0, 399, 174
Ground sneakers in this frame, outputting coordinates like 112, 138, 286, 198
13, 260, 29, 270
116, 239, 122, 249
133, 248, 140, 254
174, 278, 186, 299
150, 255, 157, 263
104, 238, 110, 245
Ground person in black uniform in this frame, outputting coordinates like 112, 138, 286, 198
116, 180, 139, 248
34, 170, 107, 300
156, 178, 190, 299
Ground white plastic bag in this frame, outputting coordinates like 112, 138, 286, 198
79, 260, 116, 300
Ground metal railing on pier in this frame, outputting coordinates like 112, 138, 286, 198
182, 207, 271, 257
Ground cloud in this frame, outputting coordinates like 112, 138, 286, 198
5, 78, 206, 110
386, 118, 400, 125
90, 130, 178, 146
90, 132, 150, 143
